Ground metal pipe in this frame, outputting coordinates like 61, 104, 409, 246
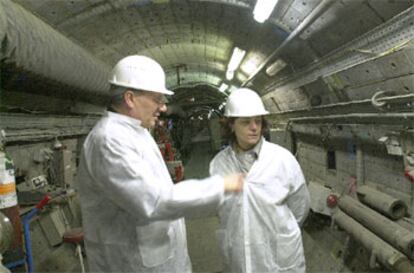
242, 0, 335, 86
333, 209, 414, 272
267, 94, 414, 118
287, 113, 414, 125
338, 195, 414, 260
287, 123, 404, 144
397, 218, 414, 232
0, 113, 99, 143
22, 209, 37, 273
357, 186, 407, 220
0, 0, 111, 98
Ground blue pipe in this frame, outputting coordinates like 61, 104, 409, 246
22, 208, 39, 273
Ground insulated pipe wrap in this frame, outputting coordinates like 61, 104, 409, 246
0, 2, 6, 36
338, 195, 414, 260
357, 185, 407, 220
0, 0, 111, 96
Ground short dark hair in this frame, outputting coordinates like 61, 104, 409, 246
221, 116, 268, 144
108, 85, 143, 108
108, 85, 126, 108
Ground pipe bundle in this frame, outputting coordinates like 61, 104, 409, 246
333, 194, 414, 272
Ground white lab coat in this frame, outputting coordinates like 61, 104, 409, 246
210, 139, 310, 273
76, 111, 225, 273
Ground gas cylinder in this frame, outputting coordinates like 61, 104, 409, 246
0, 211, 13, 273
0, 150, 17, 209
0, 131, 23, 268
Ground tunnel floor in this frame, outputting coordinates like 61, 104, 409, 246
184, 140, 223, 273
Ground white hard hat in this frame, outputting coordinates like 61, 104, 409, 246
109, 55, 174, 95
224, 88, 269, 117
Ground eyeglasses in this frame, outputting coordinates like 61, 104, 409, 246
148, 94, 167, 106
132, 91, 167, 106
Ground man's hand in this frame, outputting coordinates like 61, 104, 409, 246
223, 174, 244, 193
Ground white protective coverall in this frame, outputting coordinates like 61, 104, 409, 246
210, 138, 310, 273
77, 111, 225, 273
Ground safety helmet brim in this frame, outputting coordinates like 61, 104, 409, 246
109, 80, 174, 95
225, 110, 269, 117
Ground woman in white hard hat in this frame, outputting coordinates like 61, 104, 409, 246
76, 55, 244, 273
209, 88, 310, 273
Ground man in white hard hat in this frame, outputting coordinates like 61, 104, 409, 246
76, 55, 243, 273
210, 88, 310, 273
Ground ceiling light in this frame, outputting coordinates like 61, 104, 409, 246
265, 59, 287, 76
227, 47, 246, 71
226, 47, 246, 80
219, 83, 229, 93
226, 70, 234, 81
253, 0, 278, 23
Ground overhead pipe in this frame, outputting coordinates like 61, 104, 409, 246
338, 195, 414, 260
267, 93, 414, 119
0, 113, 99, 143
286, 123, 405, 144
357, 186, 407, 220
287, 113, 414, 125
242, 0, 335, 87
0, 0, 111, 99
333, 209, 414, 272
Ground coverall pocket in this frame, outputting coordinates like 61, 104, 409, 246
136, 222, 173, 268
272, 229, 303, 271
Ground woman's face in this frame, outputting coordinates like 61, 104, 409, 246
232, 116, 262, 150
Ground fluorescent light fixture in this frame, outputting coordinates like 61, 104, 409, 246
265, 59, 287, 76
226, 70, 234, 81
219, 83, 229, 93
253, 0, 278, 23
226, 47, 246, 80
227, 47, 246, 71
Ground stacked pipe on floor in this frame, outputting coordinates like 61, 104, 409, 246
332, 189, 414, 272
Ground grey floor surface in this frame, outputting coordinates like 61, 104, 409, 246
184, 141, 223, 273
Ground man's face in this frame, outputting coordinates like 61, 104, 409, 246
131, 91, 167, 128
232, 116, 262, 150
